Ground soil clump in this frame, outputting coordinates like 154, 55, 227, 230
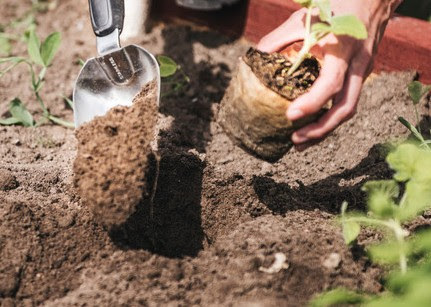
0, 169, 19, 191
73, 81, 158, 228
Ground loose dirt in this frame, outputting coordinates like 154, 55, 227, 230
244, 47, 319, 100
73, 81, 158, 228
1, 0, 431, 306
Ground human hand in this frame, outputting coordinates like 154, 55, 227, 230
257, 0, 403, 149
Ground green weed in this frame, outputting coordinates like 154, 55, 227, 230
0, 29, 73, 128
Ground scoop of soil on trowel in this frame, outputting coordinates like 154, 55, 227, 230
73, 81, 158, 228
218, 47, 325, 162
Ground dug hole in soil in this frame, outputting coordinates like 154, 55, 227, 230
1, 0, 431, 306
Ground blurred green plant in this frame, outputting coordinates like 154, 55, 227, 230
398, 81, 431, 150
0, 29, 73, 128
310, 142, 431, 306
0, 0, 56, 57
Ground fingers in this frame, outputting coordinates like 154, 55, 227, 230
286, 52, 349, 121
257, 10, 306, 53
291, 71, 364, 144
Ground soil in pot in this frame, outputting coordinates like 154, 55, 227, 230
218, 47, 323, 162
73, 81, 158, 228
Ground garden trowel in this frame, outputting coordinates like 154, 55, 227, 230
176, 0, 241, 10
73, 0, 160, 127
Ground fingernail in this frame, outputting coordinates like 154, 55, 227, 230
292, 132, 307, 144
287, 108, 304, 120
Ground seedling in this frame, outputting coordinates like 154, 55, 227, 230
0, 0, 53, 56
157, 55, 190, 98
0, 29, 74, 128
310, 143, 431, 306
342, 143, 431, 273
289, 0, 367, 75
398, 80, 431, 150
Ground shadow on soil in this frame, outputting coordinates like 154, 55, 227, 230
109, 152, 206, 258
253, 144, 394, 215
158, 26, 233, 153
110, 27, 235, 258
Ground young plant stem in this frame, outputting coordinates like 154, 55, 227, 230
395, 227, 408, 275
345, 217, 408, 274
287, 6, 313, 76
414, 105, 422, 135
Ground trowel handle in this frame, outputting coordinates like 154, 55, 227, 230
89, 0, 124, 37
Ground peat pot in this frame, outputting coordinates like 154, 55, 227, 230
218, 48, 327, 162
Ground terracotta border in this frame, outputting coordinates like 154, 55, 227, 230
153, 0, 431, 84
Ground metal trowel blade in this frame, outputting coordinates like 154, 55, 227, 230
73, 45, 160, 127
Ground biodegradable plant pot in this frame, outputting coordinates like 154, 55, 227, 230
218, 48, 325, 161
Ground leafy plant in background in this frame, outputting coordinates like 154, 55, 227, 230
310, 142, 431, 306
0, 30, 74, 128
0, 0, 56, 57
398, 80, 431, 150
157, 55, 190, 97
289, 0, 367, 75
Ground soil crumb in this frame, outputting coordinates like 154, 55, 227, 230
0, 169, 19, 191
244, 47, 320, 100
73, 81, 158, 227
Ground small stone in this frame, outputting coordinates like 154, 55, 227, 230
260, 162, 273, 176
0, 169, 19, 191
11, 139, 21, 146
187, 148, 206, 162
323, 252, 342, 270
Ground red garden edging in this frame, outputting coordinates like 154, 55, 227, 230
153, 0, 431, 84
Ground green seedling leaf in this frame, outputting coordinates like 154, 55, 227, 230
311, 22, 331, 36
48, 115, 75, 129
40, 32, 61, 67
411, 230, 431, 255
386, 262, 431, 293
386, 143, 421, 182
315, 0, 331, 23
343, 220, 360, 245
77, 58, 85, 66
0, 117, 21, 125
157, 55, 178, 78
310, 288, 366, 307
408, 81, 425, 105
0, 56, 25, 65
398, 117, 426, 145
330, 15, 368, 39
62, 95, 74, 110
9, 98, 34, 127
341, 202, 360, 245
368, 241, 409, 265
362, 180, 398, 218
0, 35, 12, 56
398, 180, 431, 221
27, 29, 44, 66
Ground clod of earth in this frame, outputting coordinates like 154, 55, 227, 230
73, 81, 158, 228
218, 48, 327, 162
0, 169, 19, 191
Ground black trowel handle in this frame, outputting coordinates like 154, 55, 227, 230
89, 0, 124, 37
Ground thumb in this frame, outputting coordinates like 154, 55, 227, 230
257, 11, 306, 53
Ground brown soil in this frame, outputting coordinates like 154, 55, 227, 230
73, 82, 158, 228
1, 1, 431, 306
244, 48, 319, 100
